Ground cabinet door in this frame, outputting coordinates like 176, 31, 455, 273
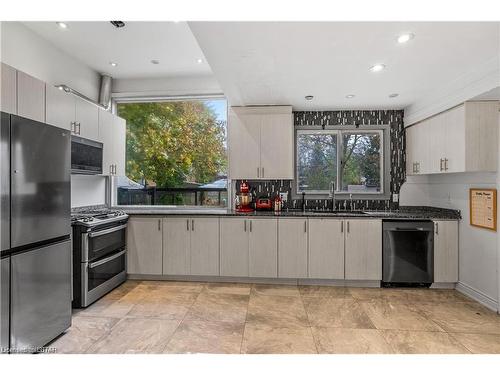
228, 109, 261, 179
17, 70, 45, 122
163, 218, 191, 275
1, 63, 17, 114
127, 217, 163, 275
249, 218, 278, 277
278, 219, 308, 278
260, 113, 293, 179
345, 219, 382, 280
98, 109, 115, 175
113, 116, 126, 176
190, 217, 220, 276
46, 85, 75, 131
405, 126, 415, 175
444, 105, 465, 173
220, 218, 249, 276
433, 221, 458, 283
308, 219, 344, 279
75, 98, 99, 140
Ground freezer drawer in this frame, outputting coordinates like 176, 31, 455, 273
1, 256, 9, 352
10, 115, 71, 248
10, 240, 71, 352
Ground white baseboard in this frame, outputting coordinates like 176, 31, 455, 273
456, 282, 499, 312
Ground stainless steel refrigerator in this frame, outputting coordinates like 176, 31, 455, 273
1, 112, 72, 353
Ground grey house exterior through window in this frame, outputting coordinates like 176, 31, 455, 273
295, 128, 386, 197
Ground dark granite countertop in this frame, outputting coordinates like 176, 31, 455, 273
119, 205, 461, 221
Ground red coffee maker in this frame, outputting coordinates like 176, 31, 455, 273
235, 181, 254, 212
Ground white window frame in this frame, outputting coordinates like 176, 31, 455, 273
294, 127, 387, 198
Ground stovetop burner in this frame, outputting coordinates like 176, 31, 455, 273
71, 207, 128, 227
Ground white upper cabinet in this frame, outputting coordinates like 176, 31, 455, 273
45, 84, 75, 130
16, 70, 45, 123
229, 106, 293, 180
1, 63, 17, 114
75, 99, 99, 140
406, 101, 498, 175
98, 108, 126, 176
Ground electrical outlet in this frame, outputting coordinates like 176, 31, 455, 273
279, 192, 288, 202
392, 194, 399, 203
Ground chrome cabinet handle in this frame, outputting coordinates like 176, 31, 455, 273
262, 167, 264, 178
257, 167, 260, 178
192, 219, 195, 231
439, 158, 443, 171
341, 221, 344, 233
347, 221, 350, 233
445, 158, 448, 171
304, 220, 307, 233
186, 219, 189, 231
249, 220, 252, 232
435, 222, 439, 235
89, 250, 126, 269
158, 219, 161, 231
244, 220, 247, 232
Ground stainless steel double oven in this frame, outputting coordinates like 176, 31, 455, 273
72, 212, 128, 307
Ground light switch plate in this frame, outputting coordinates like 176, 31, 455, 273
392, 193, 399, 202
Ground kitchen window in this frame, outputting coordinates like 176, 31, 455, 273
113, 97, 228, 207
295, 128, 386, 196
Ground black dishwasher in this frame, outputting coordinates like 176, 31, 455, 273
382, 221, 434, 287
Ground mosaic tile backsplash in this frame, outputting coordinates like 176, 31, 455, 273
235, 109, 405, 211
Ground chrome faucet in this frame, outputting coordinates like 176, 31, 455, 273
328, 181, 336, 212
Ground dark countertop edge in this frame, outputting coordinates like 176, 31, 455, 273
117, 206, 461, 221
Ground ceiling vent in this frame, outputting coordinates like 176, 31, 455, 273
110, 21, 125, 28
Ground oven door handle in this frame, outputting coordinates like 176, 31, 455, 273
88, 224, 127, 238
88, 249, 126, 269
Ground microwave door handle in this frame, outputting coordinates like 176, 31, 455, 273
88, 249, 126, 269
88, 224, 128, 238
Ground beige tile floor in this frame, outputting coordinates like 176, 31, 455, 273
49, 280, 500, 354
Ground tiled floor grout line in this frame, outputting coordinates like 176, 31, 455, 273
239, 285, 253, 354
299, 289, 320, 354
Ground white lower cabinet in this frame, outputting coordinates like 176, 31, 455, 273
220, 218, 249, 276
249, 218, 278, 278
433, 220, 458, 283
127, 217, 163, 275
278, 218, 308, 278
344, 219, 382, 280
190, 218, 220, 276
308, 219, 345, 279
163, 218, 191, 275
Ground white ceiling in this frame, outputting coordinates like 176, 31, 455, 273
24, 21, 213, 79
188, 22, 500, 109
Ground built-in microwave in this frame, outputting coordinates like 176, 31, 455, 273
71, 136, 103, 174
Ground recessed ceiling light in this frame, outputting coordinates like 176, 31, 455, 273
369, 64, 386, 72
305, 95, 314, 101
389, 93, 399, 98
151, 59, 160, 65
56, 22, 68, 29
109, 62, 118, 67
397, 33, 415, 44
196, 58, 203, 64
346, 94, 355, 99
110, 21, 125, 28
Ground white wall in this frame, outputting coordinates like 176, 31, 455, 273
71, 175, 107, 208
0, 21, 101, 101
